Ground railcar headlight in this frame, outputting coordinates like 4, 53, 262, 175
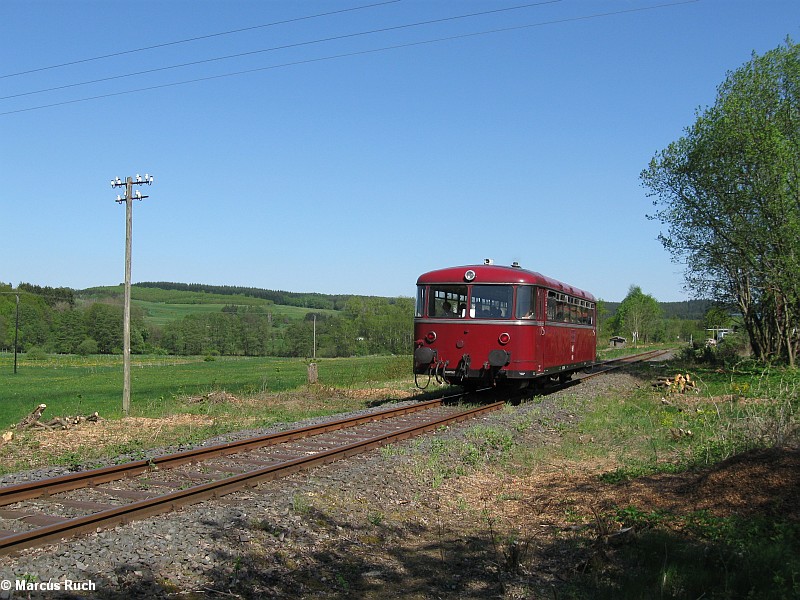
464, 269, 476, 282
498, 332, 511, 345
425, 331, 437, 344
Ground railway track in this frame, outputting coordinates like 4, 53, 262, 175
582, 348, 671, 379
0, 395, 502, 555
0, 348, 669, 556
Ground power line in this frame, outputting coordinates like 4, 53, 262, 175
0, 0, 699, 117
0, 0, 403, 80
1, 1, 562, 101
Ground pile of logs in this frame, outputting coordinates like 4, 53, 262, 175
1, 404, 103, 447
653, 373, 698, 394
14, 404, 101, 432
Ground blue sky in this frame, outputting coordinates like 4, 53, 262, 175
2, 0, 797, 302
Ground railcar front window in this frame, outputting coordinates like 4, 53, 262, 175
415, 286, 425, 318
428, 285, 468, 318
471, 285, 512, 319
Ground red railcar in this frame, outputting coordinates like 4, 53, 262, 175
413, 260, 596, 387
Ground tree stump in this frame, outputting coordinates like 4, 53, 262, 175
307, 362, 319, 385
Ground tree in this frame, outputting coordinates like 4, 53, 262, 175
611, 286, 662, 347
642, 39, 800, 365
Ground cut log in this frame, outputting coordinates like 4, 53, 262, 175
652, 374, 698, 393
16, 404, 47, 429
15, 406, 103, 432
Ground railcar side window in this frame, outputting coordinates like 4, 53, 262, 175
471, 285, 512, 319
547, 290, 595, 325
515, 286, 537, 319
547, 290, 561, 321
428, 285, 468, 318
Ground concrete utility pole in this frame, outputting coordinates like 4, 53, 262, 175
111, 174, 154, 416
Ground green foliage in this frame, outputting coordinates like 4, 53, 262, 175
76, 338, 98, 356
643, 38, 800, 366
2, 282, 414, 359
24, 346, 47, 361
607, 285, 663, 345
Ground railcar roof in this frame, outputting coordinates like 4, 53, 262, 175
416, 264, 596, 301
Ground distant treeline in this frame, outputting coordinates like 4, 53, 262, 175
603, 299, 712, 321
0, 282, 414, 358
17, 283, 75, 308
1, 281, 716, 358
135, 282, 352, 310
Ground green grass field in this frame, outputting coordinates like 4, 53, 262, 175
133, 299, 337, 327
81, 285, 339, 327
0, 353, 410, 429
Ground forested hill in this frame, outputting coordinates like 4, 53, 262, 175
88, 282, 369, 311
602, 299, 712, 320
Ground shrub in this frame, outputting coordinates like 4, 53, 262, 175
25, 347, 47, 361
77, 338, 98, 356
716, 333, 749, 366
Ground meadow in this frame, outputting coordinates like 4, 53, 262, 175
0, 352, 410, 429
131, 299, 335, 327
84, 285, 339, 328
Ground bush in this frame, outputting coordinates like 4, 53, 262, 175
25, 347, 47, 361
716, 333, 749, 365
77, 338, 98, 356
680, 334, 750, 367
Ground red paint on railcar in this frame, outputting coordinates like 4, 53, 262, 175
413, 261, 596, 387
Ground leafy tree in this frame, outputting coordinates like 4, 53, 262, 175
704, 306, 733, 333
611, 286, 662, 346
642, 39, 800, 365
18, 283, 74, 308
85, 303, 123, 354
16, 296, 51, 351
0, 314, 8, 351
285, 320, 313, 358
52, 309, 87, 354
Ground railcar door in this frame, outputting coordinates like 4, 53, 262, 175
513, 285, 542, 375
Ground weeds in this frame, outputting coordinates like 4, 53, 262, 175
581, 509, 800, 599
415, 423, 518, 488
291, 493, 311, 515
483, 500, 531, 576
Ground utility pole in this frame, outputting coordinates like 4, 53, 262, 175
13, 294, 19, 375
111, 174, 154, 416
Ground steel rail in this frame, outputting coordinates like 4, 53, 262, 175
0, 401, 504, 555
581, 349, 671, 380
0, 396, 456, 507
